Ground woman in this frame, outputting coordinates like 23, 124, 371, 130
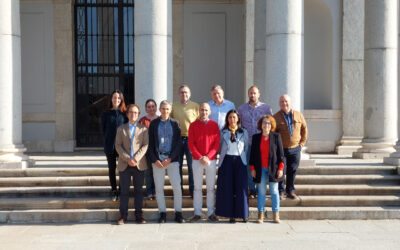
101, 90, 128, 201
249, 115, 285, 223
139, 99, 159, 200
215, 110, 249, 223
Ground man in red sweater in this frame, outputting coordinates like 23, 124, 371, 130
188, 103, 220, 222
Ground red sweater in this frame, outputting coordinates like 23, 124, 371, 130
188, 119, 220, 160
251, 135, 284, 171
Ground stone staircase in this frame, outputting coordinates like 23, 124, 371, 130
0, 152, 399, 223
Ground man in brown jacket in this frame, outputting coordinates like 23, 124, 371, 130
115, 104, 149, 224
273, 94, 307, 199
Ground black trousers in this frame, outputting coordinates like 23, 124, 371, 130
279, 145, 301, 194
119, 166, 145, 217
105, 150, 118, 191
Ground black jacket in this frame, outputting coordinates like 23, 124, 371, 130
249, 132, 285, 183
148, 117, 182, 163
101, 110, 128, 154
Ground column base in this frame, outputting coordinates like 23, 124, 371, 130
336, 137, 362, 155
352, 141, 395, 159
383, 143, 400, 167
0, 144, 32, 169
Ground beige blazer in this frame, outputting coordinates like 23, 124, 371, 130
115, 122, 149, 172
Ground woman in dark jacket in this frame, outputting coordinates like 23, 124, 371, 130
249, 115, 285, 223
101, 90, 128, 201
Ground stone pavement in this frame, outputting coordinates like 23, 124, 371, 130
0, 220, 399, 250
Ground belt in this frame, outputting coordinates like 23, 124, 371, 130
181, 136, 188, 139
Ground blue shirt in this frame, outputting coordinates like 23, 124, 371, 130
208, 99, 236, 130
157, 118, 173, 158
283, 111, 293, 136
129, 122, 137, 158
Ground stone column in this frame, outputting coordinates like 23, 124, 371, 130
354, 0, 398, 159
244, 0, 255, 101
0, 0, 29, 168
265, 0, 303, 113
336, 0, 364, 155
384, 7, 400, 167
253, 0, 266, 99
134, 0, 172, 106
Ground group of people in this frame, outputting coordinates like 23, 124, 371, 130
101, 85, 308, 225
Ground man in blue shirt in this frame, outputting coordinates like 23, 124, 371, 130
208, 85, 236, 130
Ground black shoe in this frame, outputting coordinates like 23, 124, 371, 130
111, 190, 119, 201
229, 218, 236, 223
208, 214, 219, 222
158, 212, 167, 223
175, 212, 185, 223
242, 218, 248, 223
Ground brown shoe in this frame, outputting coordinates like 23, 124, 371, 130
116, 216, 127, 225
279, 193, 284, 200
189, 215, 201, 223
135, 214, 147, 224
273, 212, 280, 223
257, 212, 264, 224
287, 192, 297, 199
208, 214, 219, 222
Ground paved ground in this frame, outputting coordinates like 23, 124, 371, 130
1, 220, 399, 250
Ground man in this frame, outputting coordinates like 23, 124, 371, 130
273, 94, 308, 199
238, 85, 273, 198
207, 85, 235, 130
171, 85, 199, 197
115, 104, 148, 225
188, 103, 220, 222
148, 100, 185, 223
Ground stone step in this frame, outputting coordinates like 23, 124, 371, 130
1, 184, 400, 198
0, 165, 394, 177
1, 206, 400, 223
1, 195, 399, 210
1, 174, 399, 187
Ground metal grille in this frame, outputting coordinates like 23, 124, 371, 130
75, 0, 134, 147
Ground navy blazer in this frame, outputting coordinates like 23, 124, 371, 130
101, 110, 128, 154
147, 117, 182, 163
249, 132, 285, 183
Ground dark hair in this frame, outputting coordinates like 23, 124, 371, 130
223, 109, 243, 133
106, 90, 127, 113
179, 84, 190, 91
126, 104, 141, 114
145, 99, 157, 108
257, 115, 277, 132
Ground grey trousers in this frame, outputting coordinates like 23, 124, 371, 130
152, 161, 182, 212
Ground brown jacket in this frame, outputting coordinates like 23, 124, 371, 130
273, 110, 307, 149
115, 122, 149, 172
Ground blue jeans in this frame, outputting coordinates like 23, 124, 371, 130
178, 137, 194, 193
257, 167, 280, 212
246, 148, 256, 192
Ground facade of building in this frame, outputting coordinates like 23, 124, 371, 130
0, 0, 399, 168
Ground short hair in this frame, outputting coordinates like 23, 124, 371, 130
126, 104, 141, 114
223, 109, 243, 132
106, 90, 127, 113
248, 85, 260, 93
145, 99, 157, 108
211, 85, 224, 92
179, 84, 190, 91
159, 100, 172, 108
257, 115, 277, 132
